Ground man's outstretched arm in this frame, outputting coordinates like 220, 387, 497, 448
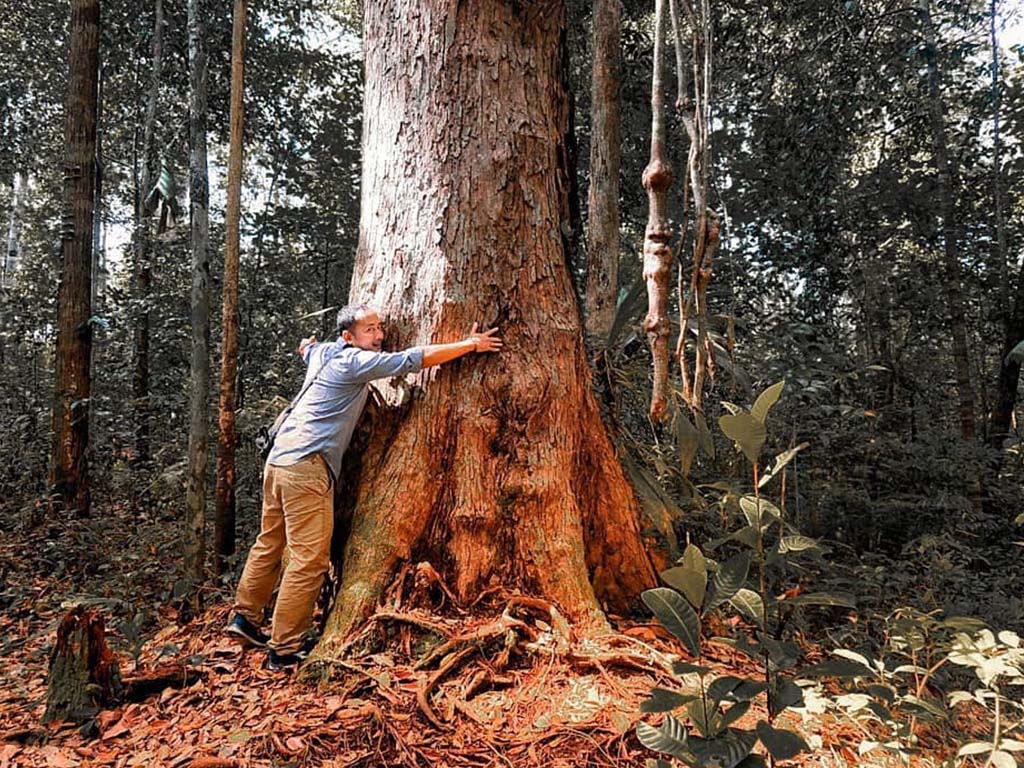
421, 324, 502, 368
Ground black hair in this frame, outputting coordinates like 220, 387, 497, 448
336, 304, 374, 335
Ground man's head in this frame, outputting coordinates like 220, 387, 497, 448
336, 304, 384, 352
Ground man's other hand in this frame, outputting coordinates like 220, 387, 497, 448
298, 335, 317, 357
467, 323, 502, 353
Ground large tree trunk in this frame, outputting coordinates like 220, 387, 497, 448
313, 0, 657, 657
50, 0, 100, 518
215, 0, 245, 574
919, 0, 976, 442
584, 0, 622, 343
131, 0, 165, 466
185, 0, 210, 586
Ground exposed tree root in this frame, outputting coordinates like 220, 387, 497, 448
122, 662, 205, 701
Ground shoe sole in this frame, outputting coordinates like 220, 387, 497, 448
225, 625, 269, 648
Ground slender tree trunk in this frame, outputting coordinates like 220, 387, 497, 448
919, 0, 976, 441
185, 0, 210, 584
988, 0, 1020, 448
50, 0, 100, 518
312, 0, 657, 658
216, 0, 245, 572
4, 170, 27, 288
584, 0, 622, 342
132, 0, 165, 466
643, 0, 674, 423
91, 62, 104, 306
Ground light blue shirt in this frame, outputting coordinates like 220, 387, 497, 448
267, 340, 424, 480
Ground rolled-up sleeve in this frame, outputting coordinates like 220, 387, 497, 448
343, 347, 423, 383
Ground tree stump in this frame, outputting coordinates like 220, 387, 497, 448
43, 606, 121, 724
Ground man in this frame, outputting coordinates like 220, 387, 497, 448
226, 304, 501, 669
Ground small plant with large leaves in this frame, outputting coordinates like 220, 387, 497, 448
638, 382, 835, 767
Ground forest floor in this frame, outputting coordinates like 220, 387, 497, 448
0, 500, 980, 767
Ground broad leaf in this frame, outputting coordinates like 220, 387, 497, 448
719, 411, 766, 465
771, 677, 805, 711
777, 536, 820, 554
789, 591, 857, 609
763, 637, 800, 671
729, 588, 765, 627
758, 442, 809, 487
750, 381, 785, 424
687, 697, 716, 737
989, 751, 1017, 768
641, 687, 697, 713
1006, 340, 1024, 365
661, 544, 707, 610
695, 412, 716, 459
673, 660, 713, 676
719, 700, 751, 730
637, 715, 694, 761
690, 728, 758, 768
607, 276, 647, 348
800, 657, 873, 678
756, 720, 808, 760
706, 551, 751, 608
739, 496, 781, 529
642, 588, 701, 657
676, 410, 699, 477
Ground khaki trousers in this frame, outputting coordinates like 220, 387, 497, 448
234, 454, 333, 654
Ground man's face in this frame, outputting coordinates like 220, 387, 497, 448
343, 311, 385, 352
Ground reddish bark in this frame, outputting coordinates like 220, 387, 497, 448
44, 607, 121, 723
313, 0, 658, 657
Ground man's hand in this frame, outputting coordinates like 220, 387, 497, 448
298, 335, 317, 357
467, 323, 502, 353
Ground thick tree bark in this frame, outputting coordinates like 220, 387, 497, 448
216, 0, 245, 572
642, 0, 674, 423
50, 0, 100, 518
313, 0, 657, 658
584, 0, 622, 342
918, 0, 976, 442
44, 607, 120, 723
132, 0, 165, 466
185, 0, 210, 584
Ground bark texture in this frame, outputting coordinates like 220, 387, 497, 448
315, 0, 657, 656
44, 607, 121, 723
642, 0, 674, 423
185, 0, 210, 582
216, 0, 245, 570
50, 0, 99, 517
919, 0, 976, 441
584, 0, 622, 342
132, 0, 165, 466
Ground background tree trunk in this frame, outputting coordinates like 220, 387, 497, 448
131, 0, 165, 466
185, 0, 210, 586
919, 0, 976, 442
642, 0, 673, 423
584, 0, 621, 343
50, 0, 100, 518
4, 170, 27, 288
314, 0, 657, 656
216, 0, 245, 574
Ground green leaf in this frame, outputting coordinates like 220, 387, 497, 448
777, 536, 820, 554
676, 410, 700, 477
756, 720, 808, 760
771, 678, 805, 711
673, 661, 714, 676
607, 276, 647, 348
800, 657, 873, 678
707, 552, 751, 608
763, 638, 800, 671
989, 751, 1017, 768
719, 412, 767, 465
690, 729, 758, 768
642, 588, 701, 657
729, 589, 765, 627
637, 716, 694, 761
719, 700, 751, 730
661, 544, 707, 610
739, 496, 781, 529
758, 443, 809, 487
707, 676, 766, 703
687, 697, 716, 737
695, 412, 716, 459
789, 591, 857, 608
641, 687, 697, 713
750, 381, 785, 424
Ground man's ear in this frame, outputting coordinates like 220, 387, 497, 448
341, 329, 354, 344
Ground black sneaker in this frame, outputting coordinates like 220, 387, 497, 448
267, 636, 318, 671
225, 614, 270, 648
